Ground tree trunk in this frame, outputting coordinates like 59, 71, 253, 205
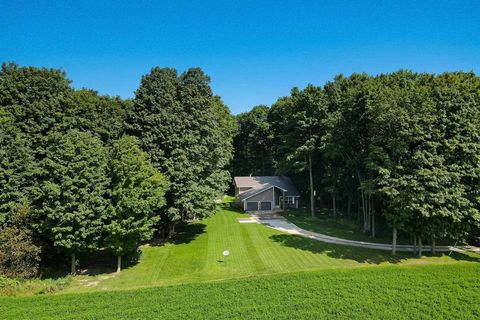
431, 237, 436, 255
413, 235, 417, 255
361, 191, 367, 231
392, 227, 397, 255
347, 194, 352, 216
309, 154, 315, 218
418, 237, 423, 257
357, 197, 361, 221
332, 194, 336, 216
117, 255, 122, 273
357, 171, 368, 232
160, 226, 166, 240
371, 212, 375, 238
71, 252, 76, 275
168, 222, 176, 238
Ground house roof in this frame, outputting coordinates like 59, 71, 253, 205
237, 183, 276, 201
234, 176, 300, 198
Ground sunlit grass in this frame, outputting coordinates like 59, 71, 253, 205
1, 264, 479, 319
62, 200, 479, 293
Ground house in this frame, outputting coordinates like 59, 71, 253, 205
233, 176, 300, 212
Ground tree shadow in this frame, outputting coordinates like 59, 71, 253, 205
270, 234, 480, 264
39, 247, 145, 278
172, 221, 207, 245
75, 249, 142, 276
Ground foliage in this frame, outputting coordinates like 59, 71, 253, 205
34, 130, 110, 258
0, 62, 72, 158
64, 89, 128, 144
231, 105, 273, 176
0, 108, 35, 223
248, 71, 480, 245
126, 67, 235, 222
106, 136, 169, 260
0, 225, 41, 279
0, 275, 71, 296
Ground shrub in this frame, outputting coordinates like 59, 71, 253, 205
0, 226, 41, 278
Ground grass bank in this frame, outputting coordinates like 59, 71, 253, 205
1, 263, 479, 319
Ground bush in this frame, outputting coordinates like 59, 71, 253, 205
0, 226, 41, 278
0, 274, 71, 296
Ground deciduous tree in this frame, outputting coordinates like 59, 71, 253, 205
106, 136, 169, 272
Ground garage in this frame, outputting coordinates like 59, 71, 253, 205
260, 202, 272, 211
246, 202, 258, 211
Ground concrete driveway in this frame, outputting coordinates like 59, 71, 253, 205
238, 214, 480, 253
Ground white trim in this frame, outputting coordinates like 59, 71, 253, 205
279, 196, 296, 205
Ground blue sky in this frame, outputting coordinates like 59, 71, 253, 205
1, 1, 479, 114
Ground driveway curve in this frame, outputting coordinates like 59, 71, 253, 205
239, 215, 480, 253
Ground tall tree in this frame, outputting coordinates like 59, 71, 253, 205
280, 85, 329, 217
35, 130, 109, 274
324, 74, 376, 231
0, 108, 35, 223
106, 136, 169, 272
126, 67, 234, 232
0, 63, 72, 159
64, 89, 129, 144
231, 105, 273, 176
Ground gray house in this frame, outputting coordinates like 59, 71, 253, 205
233, 176, 300, 212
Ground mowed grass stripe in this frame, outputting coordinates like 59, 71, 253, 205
53, 199, 480, 294
250, 225, 295, 272
238, 224, 268, 273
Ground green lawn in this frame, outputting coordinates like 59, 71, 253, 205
283, 208, 415, 244
55, 199, 478, 293
1, 264, 479, 319
2, 198, 480, 318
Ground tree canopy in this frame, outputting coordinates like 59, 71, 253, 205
126, 67, 235, 228
106, 136, 169, 272
232, 70, 480, 253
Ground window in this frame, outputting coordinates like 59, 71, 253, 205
280, 196, 295, 204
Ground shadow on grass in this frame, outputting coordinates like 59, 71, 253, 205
270, 234, 480, 265
172, 222, 207, 245
39, 248, 143, 278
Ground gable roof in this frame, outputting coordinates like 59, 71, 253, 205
237, 183, 282, 201
234, 176, 300, 197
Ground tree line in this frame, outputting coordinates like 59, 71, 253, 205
232, 70, 480, 255
0, 63, 235, 277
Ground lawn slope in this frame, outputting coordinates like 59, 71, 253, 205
64, 203, 479, 293
1, 264, 479, 319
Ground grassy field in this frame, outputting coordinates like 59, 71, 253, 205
1, 197, 479, 318
1, 264, 479, 319
56, 199, 479, 293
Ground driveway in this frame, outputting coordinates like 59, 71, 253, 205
238, 214, 480, 253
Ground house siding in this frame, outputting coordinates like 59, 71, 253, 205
244, 188, 274, 203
